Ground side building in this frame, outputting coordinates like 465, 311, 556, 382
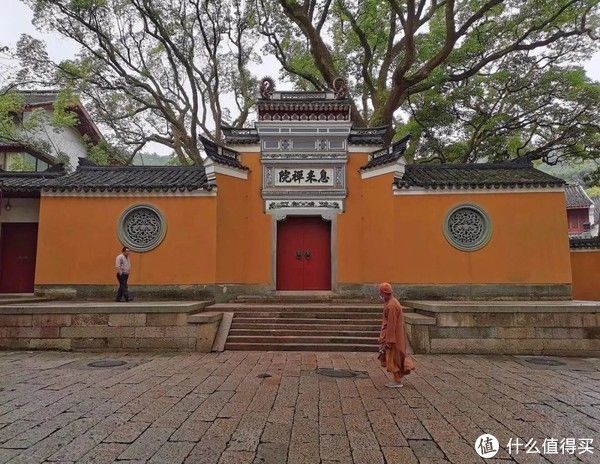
0, 90, 102, 172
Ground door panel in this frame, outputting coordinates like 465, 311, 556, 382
276, 218, 305, 290
302, 218, 331, 290
276, 217, 331, 290
0, 223, 38, 293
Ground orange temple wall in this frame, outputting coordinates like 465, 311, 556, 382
34, 152, 573, 291
337, 154, 572, 286
35, 196, 217, 285
570, 250, 600, 300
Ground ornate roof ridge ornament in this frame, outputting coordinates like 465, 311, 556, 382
332, 77, 349, 99
260, 76, 275, 100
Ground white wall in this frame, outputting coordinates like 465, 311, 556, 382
0, 198, 39, 224
24, 110, 88, 171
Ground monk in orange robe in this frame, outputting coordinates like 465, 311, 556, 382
377, 282, 415, 388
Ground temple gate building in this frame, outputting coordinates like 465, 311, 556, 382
0, 83, 582, 301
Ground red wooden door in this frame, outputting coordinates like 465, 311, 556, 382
0, 223, 38, 293
302, 218, 331, 290
277, 217, 331, 290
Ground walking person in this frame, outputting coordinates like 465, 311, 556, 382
377, 282, 415, 388
115, 246, 131, 302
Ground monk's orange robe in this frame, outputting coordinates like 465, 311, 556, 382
378, 297, 415, 382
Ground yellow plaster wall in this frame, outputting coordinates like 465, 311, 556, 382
337, 155, 572, 285
214, 153, 272, 285
34, 153, 573, 289
35, 196, 217, 285
571, 250, 600, 300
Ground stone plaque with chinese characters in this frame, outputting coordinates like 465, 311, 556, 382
274, 168, 334, 186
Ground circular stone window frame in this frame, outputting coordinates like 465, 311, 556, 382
443, 203, 492, 252
117, 204, 167, 253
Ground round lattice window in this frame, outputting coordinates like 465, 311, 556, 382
117, 205, 167, 252
443, 204, 492, 251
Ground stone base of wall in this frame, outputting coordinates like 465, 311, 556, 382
35, 285, 215, 301
35, 284, 274, 303
338, 283, 572, 300
404, 300, 600, 356
0, 301, 221, 352
35, 283, 572, 302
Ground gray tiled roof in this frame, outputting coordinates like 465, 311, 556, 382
222, 126, 388, 146
44, 161, 210, 192
593, 196, 600, 224
18, 90, 60, 106
221, 127, 259, 145
0, 165, 66, 194
348, 126, 388, 145
570, 236, 600, 249
394, 162, 565, 190
360, 135, 410, 170
200, 136, 248, 170
565, 185, 593, 208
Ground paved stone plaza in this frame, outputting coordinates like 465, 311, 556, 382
0, 351, 598, 464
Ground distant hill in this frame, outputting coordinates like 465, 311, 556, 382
131, 153, 172, 166
537, 160, 598, 191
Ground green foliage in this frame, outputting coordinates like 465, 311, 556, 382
68, 0, 106, 9
406, 58, 600, 165
7, 153, 35, 171
55, 152, 70, 166
166, 153, 183, 166
51, 88, 79, 129
538, 159, 600, 186
258, 0, 599, 166
19, 0, 259, 163
0, 92, 25, 142
586, 186, 600, 198
17, 0, 600, 169
86, 139, 126, 166
0, 91, 50, 159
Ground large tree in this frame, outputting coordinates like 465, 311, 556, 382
15, 0, 600, 171
257, 0, 599, 157
401, 56, 600, 165
19, 0, 258, 164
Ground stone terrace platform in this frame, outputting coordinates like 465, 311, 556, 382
0, 350, 598, 463
0, 301, 222, 352
403, 300, 600, 356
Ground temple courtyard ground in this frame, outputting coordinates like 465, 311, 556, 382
0, 351, 597, 464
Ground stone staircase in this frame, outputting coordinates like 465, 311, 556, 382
209, 295, 384, 351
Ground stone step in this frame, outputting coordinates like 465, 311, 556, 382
229, 312, 382, 320
403, 300, 600, 313
226, 335, 378, 344
225, 342, 378, 352
234, 298, 378, 305
230, 322, 381, 331
231, 316, 381, 325
0, 296, 51, 305
229, 328, 380, 337
234, 293, 377, 303
225, 296, 386, 352
210, 303, 382, 312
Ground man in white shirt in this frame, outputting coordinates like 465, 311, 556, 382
115, 246, 132, 302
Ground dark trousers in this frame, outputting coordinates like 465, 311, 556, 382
116, 273, 130, 301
